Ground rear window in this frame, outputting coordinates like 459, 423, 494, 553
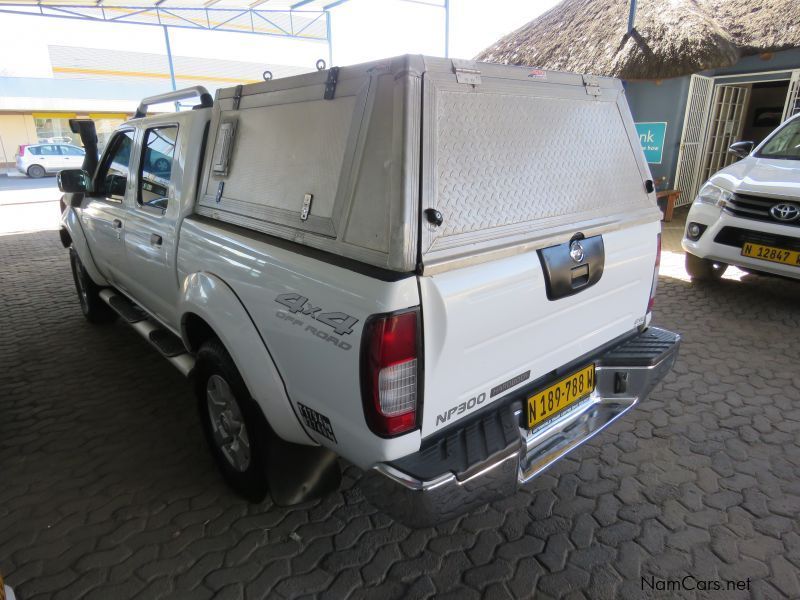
28, 146, 41, 155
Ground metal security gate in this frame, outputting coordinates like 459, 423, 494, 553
699, 84, 751, 184
674, 75, 713, 206
783, 70, 800, 122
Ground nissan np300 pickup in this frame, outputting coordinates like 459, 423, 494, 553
58, 55, 679, 526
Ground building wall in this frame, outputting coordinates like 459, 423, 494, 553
624, 76, 690, 189
624, 48, 800, 195
0, 113, 37, 166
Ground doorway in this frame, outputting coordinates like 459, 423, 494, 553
674, 70, 799, 206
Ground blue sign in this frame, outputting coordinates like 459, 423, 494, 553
635, 122, 667, 164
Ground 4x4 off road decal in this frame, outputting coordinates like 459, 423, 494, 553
298, 402, 337, 443
275, 292, 358, 351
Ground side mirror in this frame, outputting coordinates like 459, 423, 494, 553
728, 140, 755, 159
58, 169, 90, 193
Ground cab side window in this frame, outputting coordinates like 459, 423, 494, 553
139, 126, 178, 212
97, 131, 135, 200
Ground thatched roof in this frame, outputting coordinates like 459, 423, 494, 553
475, 0, 800, 80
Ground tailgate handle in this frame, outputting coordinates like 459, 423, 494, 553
538, 235, 605, 301
571, 264, 590, 288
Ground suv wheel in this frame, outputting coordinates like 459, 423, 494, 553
69, 248, 116, 323
685, 252, 727, 281
195, 339, 271, 502
27, 164, 46, 178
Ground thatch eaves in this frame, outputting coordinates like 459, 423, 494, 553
476, 0, 800, 80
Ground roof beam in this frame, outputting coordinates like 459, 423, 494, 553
291, 0, 316, 9
323, 0, 349, 9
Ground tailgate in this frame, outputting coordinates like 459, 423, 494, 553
419, 221, 659, 437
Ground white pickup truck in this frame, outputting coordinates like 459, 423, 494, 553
58, 55, 679, 527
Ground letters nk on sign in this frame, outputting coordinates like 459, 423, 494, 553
635, 122, 667, 164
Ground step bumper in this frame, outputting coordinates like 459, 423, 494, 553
360, 327, 680, 527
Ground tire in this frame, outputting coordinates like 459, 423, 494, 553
69, 248, 117, 323
27, 164, 46, 179
195, 339, 271, 502
685, 252, 727, 282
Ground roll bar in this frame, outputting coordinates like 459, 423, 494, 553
134, 86, 213, 118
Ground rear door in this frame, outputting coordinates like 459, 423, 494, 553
417, 59, 661, 437
120, 123, 181, 325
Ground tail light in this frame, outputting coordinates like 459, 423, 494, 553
17, 144, 27, 157
647, 233, 661, 313
361, 309, 421, 437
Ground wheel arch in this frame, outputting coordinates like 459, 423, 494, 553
63, 206, 109, 287
178, 271, 314, 446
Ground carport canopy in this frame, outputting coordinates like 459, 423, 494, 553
0, 0, 451, 70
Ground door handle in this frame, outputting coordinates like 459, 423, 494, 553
150, 233, 163, 246
112, 219, 123, 229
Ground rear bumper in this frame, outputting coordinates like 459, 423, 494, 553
360, 327, 680, 527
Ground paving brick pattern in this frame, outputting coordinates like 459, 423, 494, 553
1, 229, 799, 599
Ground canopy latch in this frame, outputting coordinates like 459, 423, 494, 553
452, 59, 482, 85
582, 74, 601, 97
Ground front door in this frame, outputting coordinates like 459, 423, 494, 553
699, 84, 751, 183
37, 144, 62, 173
121, 124, 180, 326
674, 74, 714, 206
81, 130, 136, 286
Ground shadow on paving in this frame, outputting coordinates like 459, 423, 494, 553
0, 230, 799, 599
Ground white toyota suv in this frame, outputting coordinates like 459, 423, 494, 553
683, 113, 800, 281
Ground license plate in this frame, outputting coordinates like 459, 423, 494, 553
742, 242, 800, 266
526, 364, 595, 429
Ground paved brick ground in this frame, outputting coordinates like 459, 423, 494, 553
1, 227, 799, 600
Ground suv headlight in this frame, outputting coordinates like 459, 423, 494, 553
695, 182, 733, 207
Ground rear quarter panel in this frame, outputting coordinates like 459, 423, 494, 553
177, 218, 422, 468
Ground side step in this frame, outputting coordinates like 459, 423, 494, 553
109, 295, 147, 323
99, 289, 195, 377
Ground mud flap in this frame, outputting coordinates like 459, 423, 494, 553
268, 437, 342, 506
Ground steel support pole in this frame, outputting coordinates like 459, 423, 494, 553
627, 0, 637, 34
163, 25, 179, 109
444, 0, 449, 57
326, 11, 333, 66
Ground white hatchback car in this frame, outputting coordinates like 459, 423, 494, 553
682, 113, 800, 281
16, 143, 85, 178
